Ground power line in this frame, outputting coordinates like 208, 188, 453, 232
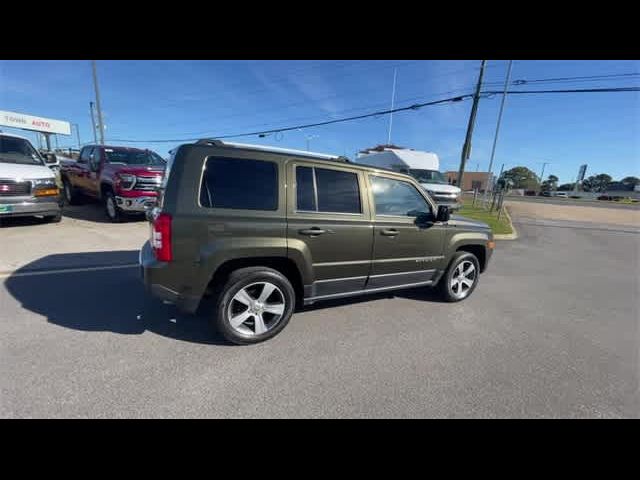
109, 85, 640, 144
110, 93, 475, 143
482, 86, 640, 95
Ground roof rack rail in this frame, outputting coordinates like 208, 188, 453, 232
194, 139, 349, 162
196, 138, 223, 146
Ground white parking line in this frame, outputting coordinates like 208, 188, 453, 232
0, 263, 138, 279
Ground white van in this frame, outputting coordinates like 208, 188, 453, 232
353, 146, 461, 209
0, 132, 63, 222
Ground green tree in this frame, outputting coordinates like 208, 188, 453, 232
621, 176, 640, 186
541, 174, 559, 192
582, 174, 613, 192
499, 166, 540, 190
557, 183, 575, 191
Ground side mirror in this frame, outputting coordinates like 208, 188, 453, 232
436, 205, 450, 222
44, 153, 57, 164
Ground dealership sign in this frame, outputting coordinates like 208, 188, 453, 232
0, 110, 71, 135
576, 164, 588, 182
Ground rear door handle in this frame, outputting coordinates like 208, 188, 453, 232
299, 227, 331, 236
381, 228, 399, 237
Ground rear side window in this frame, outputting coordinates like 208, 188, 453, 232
296, 166, 361, 214
200, 157, 278, 210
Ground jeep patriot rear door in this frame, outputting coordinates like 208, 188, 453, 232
287, 161, 373, 300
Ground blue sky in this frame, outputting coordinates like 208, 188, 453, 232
1, 60, 638, 184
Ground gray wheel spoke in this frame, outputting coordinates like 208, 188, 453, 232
230, 309, 252, 328
257, 283, 276, 303
460, 277, 472, 288
263, 303, 285, 315
463, 263, 475, 277
233, 288, 255, 306
254, 314, 267, 335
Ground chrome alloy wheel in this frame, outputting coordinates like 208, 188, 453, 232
450, 260, 477, 300
227, 282, 286, 336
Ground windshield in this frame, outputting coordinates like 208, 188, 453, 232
105, 148, 166, 166
409, 169, 448, 185
0, 136, 45, 166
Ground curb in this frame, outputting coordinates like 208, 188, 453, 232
493, 206, 519, 241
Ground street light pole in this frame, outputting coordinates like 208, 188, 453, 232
485, 59, 513, 200
89, 102, 98, 144
539, 162, 550, 184
457, 60, 487, 191
91, 60, 106, 145
72, 123, 81, 149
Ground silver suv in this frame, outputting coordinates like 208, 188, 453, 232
0, 133, 63, 223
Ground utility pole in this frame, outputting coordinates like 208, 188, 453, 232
387, 67, 398, 145
91, 60, 105, 145
457, 60, 487, 191
485, 59, 513, 201
89, 102, 98, 144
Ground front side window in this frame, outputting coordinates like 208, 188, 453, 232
79, 147, 92, 163
0, 136, 44, 166
370, 175, 431, 217
296, 166, 361, 214
200, 157, 278, 210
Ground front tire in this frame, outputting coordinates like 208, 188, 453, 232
438, 251, 480, 302
213, 267, 295, 345
104, 190, 124, 223
62, 178, 81, 205
44, 211, 62, 223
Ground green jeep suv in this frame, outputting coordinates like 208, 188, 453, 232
140, 140, 494, 344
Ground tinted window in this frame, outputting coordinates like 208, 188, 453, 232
79, 147, 93, 163
370, 175, 431, 217
296, 166, 316, 211
200, 157, 278, 210
315, 168, 361, 213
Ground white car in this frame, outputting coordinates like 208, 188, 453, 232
0, 133, 63, 222
553, 192, 569, 198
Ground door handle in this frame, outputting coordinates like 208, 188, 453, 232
299, 227, 330, 236
381, 228, 399, 237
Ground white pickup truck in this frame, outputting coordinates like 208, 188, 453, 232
353, 146, 462, 210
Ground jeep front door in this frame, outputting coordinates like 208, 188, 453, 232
367, 173, 446, 289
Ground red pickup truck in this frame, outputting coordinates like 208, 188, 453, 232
60, 144, 165, 222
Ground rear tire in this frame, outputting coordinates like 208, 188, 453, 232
213, 267, 295, 345
104, 190, 124, 223
438, 251, 481, 302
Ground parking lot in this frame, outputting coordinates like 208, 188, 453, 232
1, 202, 638, 418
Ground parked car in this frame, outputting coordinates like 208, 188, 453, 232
0, 132, 63, 223
540, 191, 552, 197
554, 192, 568, 198
140, 140, 495, 344
60, 144, 165, 222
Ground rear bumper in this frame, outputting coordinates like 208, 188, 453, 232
0, 197, 61, 217
116, 195, 157, 212
139, 241, 200, 313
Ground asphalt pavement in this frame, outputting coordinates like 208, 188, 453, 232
1, 215, 638, 418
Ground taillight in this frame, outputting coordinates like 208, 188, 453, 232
152, 213, 172, 262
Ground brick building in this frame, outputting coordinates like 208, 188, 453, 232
445, 171, 493, 192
